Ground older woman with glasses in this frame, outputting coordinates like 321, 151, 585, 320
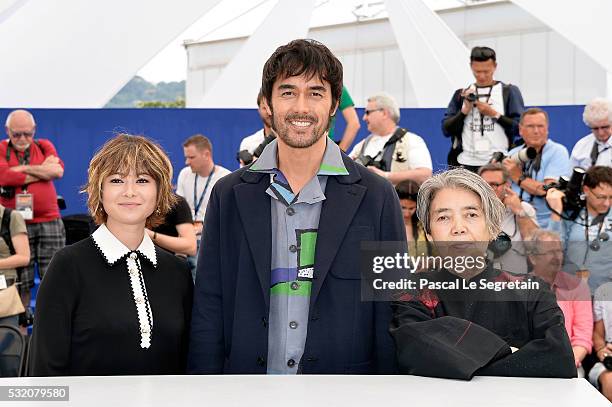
390, 168, 575, 380
30, 134, 193, 376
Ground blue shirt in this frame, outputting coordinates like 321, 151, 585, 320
510, 139, 570, 229
249, 139, 348, 374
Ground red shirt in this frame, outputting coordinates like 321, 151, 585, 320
0, 139, 64, 223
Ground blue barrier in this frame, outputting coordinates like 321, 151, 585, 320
0, 106, 590, 215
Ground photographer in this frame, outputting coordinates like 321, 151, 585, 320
442, 46, 525, 171
505, 108, 571, 229
570, 98, 612, 170
479, 163, 538, 274
590, 281, 612, 401
237, 91, 275, 167
546, 165, 612, 294
349, 93, 432, 185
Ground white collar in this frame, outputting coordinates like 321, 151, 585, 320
92, 224, 157, 267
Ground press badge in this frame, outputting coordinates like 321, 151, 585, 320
0, 275, 6, 290
474, 137, 490, 152
16, 193, 33, 220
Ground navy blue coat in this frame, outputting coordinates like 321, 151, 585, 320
188, 154, 405, 374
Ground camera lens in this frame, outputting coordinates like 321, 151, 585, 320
590, 241, 600, 251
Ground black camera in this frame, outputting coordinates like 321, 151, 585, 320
489, 232, 512, 258
604, 354, 612, 370
543, 167, 586, 221
466, 93, 478, 103
355, 155, 385, 171
0, 186, 15, 199
236, 150, 254, 165
490, 147, 537, 165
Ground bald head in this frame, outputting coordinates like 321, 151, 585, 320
5, 109, 36, 152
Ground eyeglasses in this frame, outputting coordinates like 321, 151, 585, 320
9, 130, 34, 139
364, 108, 384, 116
590, 125, 611, 132
487, 182, 505, 188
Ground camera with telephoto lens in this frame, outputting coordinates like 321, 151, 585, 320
355, 155, 385, 171
543, 167, 587, 221
490, 147, 537, 165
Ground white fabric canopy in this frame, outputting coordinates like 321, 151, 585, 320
385, 0, 472, 107
510, 0, 612, 97
0, 0, 221, 107
195, 0, 315, 108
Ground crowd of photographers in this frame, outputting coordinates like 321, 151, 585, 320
236, 45, 612, 398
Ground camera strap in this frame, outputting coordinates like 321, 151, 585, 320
519, 144, 545, 203
590, 141, 610, 166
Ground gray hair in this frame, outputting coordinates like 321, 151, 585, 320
367, 93, 400, 124
5, 109, 36, 128
525, 229, 561, 255
478, 162, 509, 183
583, 98, 612, 127
416, 168, 504, 240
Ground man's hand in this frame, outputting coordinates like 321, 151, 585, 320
367, 166, 388, 179
460, 88, 474, 115
42, 155, 60, 165
8, 165, 28, 173
545, 188, 565, 214
502, 187, 523, 214
502, 158, 522, 182
474, 101, 499, 118
596, 343, 612, 362
194, 221, 203, 236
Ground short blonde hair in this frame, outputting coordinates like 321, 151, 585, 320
83, 134, 176, 228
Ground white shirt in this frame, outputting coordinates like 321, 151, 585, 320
239, 129, 266, 154
176, 165, 231, 222
495, 201, 538, 275
349, 133, 393, 159
459, 82, 508, 166
570, 133, 612, 170
594, 282, 612, 343
349, 131, 433, 170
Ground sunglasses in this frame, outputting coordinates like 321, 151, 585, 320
364, 108, 384, 116
10, 131, 34, 139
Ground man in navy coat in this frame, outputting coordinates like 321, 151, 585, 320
188, 39, 405, 374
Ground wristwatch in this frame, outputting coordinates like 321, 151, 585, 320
517, 174, 527, 187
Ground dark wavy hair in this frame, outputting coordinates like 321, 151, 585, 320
261, 39, 343, 113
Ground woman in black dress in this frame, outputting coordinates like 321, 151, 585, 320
30, 134, 193, 376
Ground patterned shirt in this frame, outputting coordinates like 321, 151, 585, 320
249, 139, 348, 374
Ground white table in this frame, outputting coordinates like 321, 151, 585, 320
0, 375, 608, 406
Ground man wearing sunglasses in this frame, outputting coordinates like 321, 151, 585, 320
349, 93, 432, 185
0, 109, 65, 308
570, 98, 612, 169
442, 46, 525, 172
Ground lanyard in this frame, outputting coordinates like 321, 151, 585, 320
193, 167, 215, 219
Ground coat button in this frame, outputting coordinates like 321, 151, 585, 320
290, 282, 299, 290
289, 321, 298, 329
286, 207, 295, 216
287, 359, 296, 367
289, 244, 297, 253
257, 356, 266, 366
